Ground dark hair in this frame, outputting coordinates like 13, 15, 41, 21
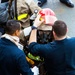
52, 20, 67, 37
5, 20, 21, 35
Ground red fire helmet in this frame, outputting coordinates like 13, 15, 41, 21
39, 8, 57, 25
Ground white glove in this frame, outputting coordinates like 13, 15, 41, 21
23, 26, 32, 36
31, 66, 39, 75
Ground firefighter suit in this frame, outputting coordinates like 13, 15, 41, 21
17, 0, 41, 28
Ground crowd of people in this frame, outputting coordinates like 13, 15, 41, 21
0, 0, 75, 75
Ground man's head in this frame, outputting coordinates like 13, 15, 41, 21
5, 20, 21, 37
52, 20, 67, 39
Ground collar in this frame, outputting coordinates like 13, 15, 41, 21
1, 34, 23, 50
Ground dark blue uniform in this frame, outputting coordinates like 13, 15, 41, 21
0, 38, 33, 75
29, 37, 75, 75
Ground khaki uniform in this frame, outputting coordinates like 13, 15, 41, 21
17, 0, 41, 28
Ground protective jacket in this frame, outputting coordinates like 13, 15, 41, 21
17, 0, 41, 28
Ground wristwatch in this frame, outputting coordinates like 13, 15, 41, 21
31, 26, 37, 30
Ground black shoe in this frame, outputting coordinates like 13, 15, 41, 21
38, 0, 47, 7
60, 0, 74, 8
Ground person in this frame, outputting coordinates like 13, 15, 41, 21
20, 8, 57, 41
38, 0, 74, 8
14, 0, 41, 41
17, 0, 41, 28
28, 14, 75, 75
0, 20, 33, 75
20, 8, 57, 75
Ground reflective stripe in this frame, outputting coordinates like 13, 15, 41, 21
17, 13, 28, 20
